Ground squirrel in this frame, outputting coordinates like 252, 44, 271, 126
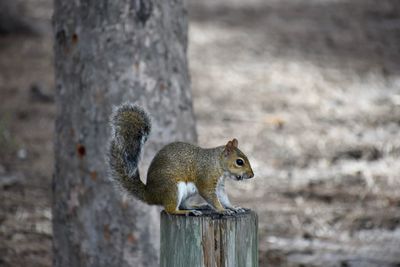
109, 103, 255, 216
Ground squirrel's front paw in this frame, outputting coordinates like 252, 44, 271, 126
229, 207, 248, 213
221, 209, 235, 215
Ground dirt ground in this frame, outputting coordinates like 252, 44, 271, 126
1, 0, 400, 266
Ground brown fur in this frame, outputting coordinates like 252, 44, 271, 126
109, 104, 254, 215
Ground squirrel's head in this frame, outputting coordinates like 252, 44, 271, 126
221, 138, 254, 181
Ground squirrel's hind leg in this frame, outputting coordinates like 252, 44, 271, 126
162, 182, 203, 216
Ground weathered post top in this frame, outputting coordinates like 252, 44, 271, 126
160, 210, 258, 267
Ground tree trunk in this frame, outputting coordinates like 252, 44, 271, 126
52, 0, 197, 266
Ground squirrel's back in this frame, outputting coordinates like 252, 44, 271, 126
147, 142, 199, 181
146, 142, 222, 183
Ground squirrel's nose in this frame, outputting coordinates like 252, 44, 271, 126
248, 171, 254, 179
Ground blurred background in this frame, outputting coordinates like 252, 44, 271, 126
1, 0, 400, 266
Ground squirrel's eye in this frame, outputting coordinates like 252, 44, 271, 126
236, 159, 244, 166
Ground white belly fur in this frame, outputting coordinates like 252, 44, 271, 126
176, 182, 198, 209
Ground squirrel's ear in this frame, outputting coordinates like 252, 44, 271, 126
223, 140, 234, 157
232, 138, 238, 148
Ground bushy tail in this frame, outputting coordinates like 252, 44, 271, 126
109, 104, 151, 202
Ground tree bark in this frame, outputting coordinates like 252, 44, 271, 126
52, 0, 197, 266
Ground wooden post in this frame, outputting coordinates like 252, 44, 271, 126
160, 210, 258, 267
